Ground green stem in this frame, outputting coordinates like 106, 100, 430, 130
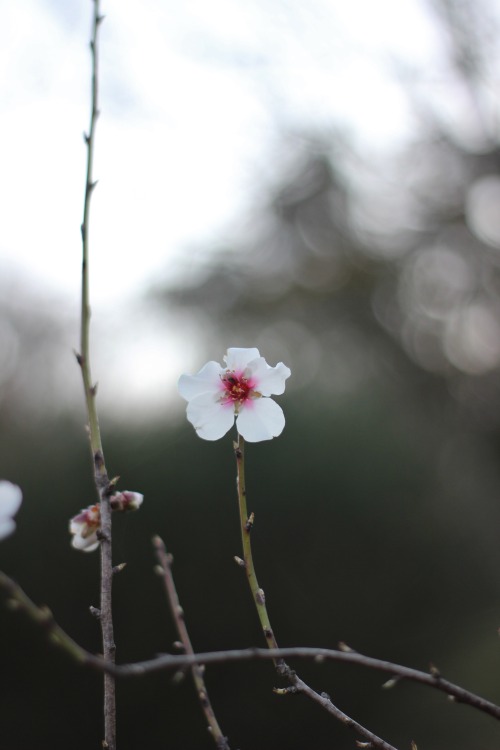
234, 434, 285, 672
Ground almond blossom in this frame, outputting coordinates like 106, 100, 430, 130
0, 481, 22, 540
110, 490, 144, 512
70, 503, 101, 552
178, 347, 291, 442
70, 491, 144, 552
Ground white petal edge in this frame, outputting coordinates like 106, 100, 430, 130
236, 398, 285, 442
247, 359, 291, 396
186, 395, 236, 440
72, 534, 100, 552
224, 348, 260, 372
178, 361, 222, 402
0, 481, 22, 518
0, 518, 16, 540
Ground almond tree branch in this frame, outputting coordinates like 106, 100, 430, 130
76, 3, 116, 748
233, 434, 399, 750
113, 647, 500, 722
2, 570, 500, 725
153, 536, 230, 750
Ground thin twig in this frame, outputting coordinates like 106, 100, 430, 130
112, 647, 500, 722
0, 572, 106, 672
77, 3, 116, 748
2, 571, 500, 724
233, 434, 399, 750
153, 537, 231, 750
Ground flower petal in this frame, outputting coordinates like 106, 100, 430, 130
224, 348, 260, 373
72, 533, 100, 552
246, 359, 291, 396
178, 361, 222, 402
0, 481, 22, 518
186, 394, 236, 440
0, 518, 16, 540
236, 397, 285, 442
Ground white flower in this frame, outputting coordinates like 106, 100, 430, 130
178, 347, 291, 442
69, 504, 101, 552
0, 481, 22, 540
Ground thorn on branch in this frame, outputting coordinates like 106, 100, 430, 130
172, 641, 185, 652
255, 588, 266, 605
90, 382, 98, 397
338, 641, 356, 653
381, 676, 400, 690
171, 669, 187, 685
429, 663, 441, 678
245, 512, 255, 532
176, 605, 184, 621
273, 686, 299, 696
356, 742, 373, 748
94, 450, 105, 473
112, 563, 127, 575
89, 606, 102, 619
105, 476, 120, 496
83, 131, 90, 144
154, 565, 164, 576
233, 556, 246, 567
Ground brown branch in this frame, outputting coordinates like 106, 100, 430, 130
77, 3, 116, 748
2, 569, 500, 729
153, 537, 230, 750
113, 646, 500, 722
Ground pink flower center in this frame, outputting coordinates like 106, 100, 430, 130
220, 370, 256, 405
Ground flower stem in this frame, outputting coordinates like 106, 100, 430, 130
234, 435, 285, 672
78, 3, 116, 748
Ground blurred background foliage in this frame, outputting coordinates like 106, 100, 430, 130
3, 0, 500, 748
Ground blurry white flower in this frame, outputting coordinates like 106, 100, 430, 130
69, 504, 101, 552
178, 347, 291, 442
110, 490, 144, 512
0, 481, 22, 540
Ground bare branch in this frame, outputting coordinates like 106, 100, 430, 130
78, 2, 116, 747
113, 646, 500, 722
153, 536, 230, 750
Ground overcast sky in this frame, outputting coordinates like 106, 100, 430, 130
1, 0, 483, 415
1, 0, 445, 302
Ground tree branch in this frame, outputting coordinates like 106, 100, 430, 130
77, 3, 116, 747
153, 536, 230, 750
2, 570, 499, 728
